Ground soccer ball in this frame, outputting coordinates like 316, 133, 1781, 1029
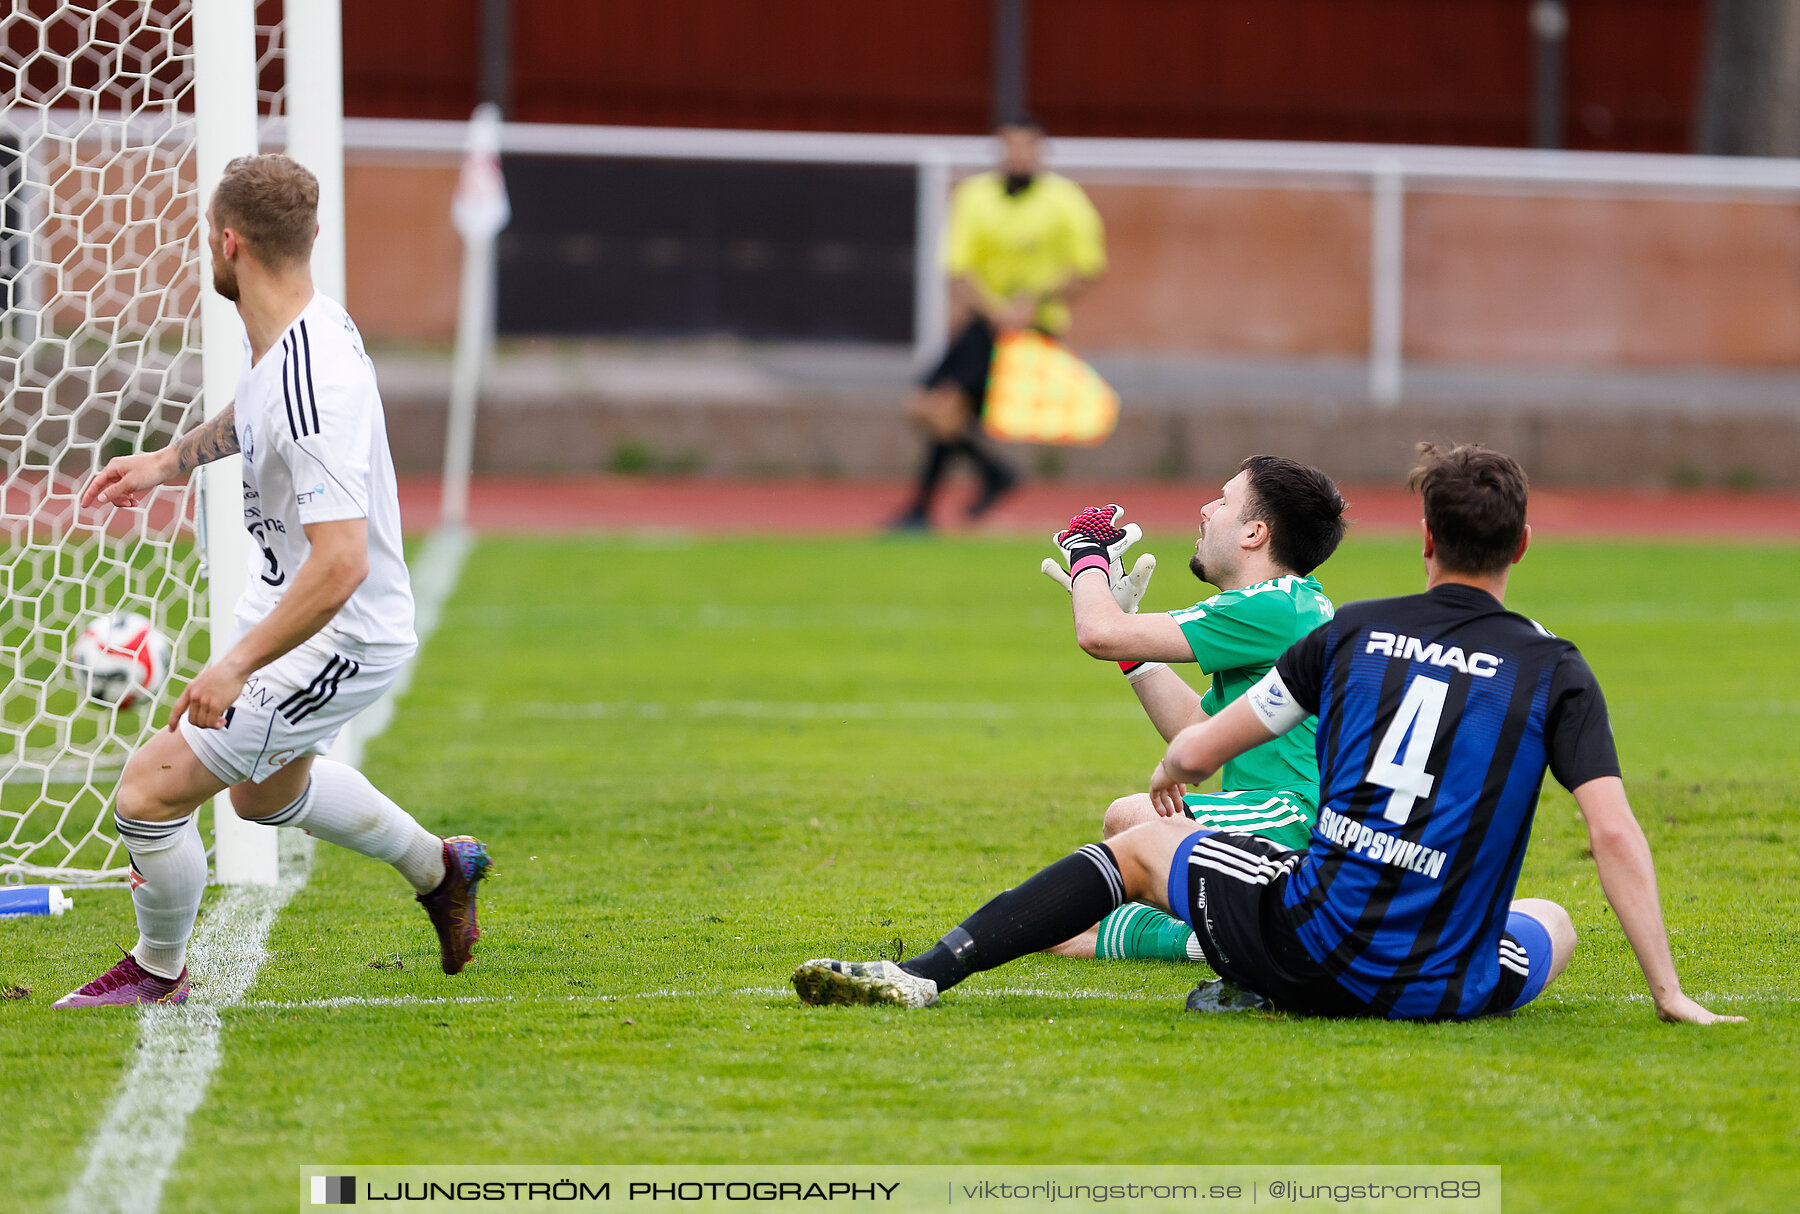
70, 612, 172, 710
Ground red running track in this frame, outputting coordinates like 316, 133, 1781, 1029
13, 474, 1800, 541
396, 476, 1800, 541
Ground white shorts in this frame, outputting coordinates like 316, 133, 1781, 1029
180, 631, 409, 786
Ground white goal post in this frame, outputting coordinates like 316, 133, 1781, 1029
0, 0, 344, 888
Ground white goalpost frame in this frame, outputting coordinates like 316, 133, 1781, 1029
283, 0, 354, 770
194, 0, 267, 885
199, 0, 347, 886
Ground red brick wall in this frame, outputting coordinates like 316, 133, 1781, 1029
340, 0, 1705, 151
342, 163, 1800, 369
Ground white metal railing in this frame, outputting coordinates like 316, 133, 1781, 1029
344, 120, 1800, 407
21, 114, 1800, 402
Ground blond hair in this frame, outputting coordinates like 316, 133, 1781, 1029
212, 154, 318, 266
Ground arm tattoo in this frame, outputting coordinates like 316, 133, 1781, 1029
171, 405, 240, 474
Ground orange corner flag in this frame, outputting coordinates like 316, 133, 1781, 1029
982, 332, 1120, 447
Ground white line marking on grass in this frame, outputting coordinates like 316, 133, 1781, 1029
506, 699, 1143, 722
982, 986, 1174, 1002
240, 992, 663, 1011
63, 830, 315, 1214
508, 696, 1800, 724
1566, 990, 1782, 1006
448, 603, 1064, 630
63, 527, 470, 1214
242, 993, 520, 1010
229, 984, 1794, 1016
230, 985, 1176, 1013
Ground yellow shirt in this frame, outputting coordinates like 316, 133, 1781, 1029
945, 170, 1105, 335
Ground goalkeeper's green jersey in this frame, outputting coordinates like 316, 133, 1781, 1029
1170, 573, 1334, 807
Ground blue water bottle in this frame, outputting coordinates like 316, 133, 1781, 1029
0, 886, 74, 918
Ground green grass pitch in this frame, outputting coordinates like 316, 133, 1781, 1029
4, 532, 1796, 1213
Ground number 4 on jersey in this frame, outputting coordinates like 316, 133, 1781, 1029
1367, 675, 1449, 824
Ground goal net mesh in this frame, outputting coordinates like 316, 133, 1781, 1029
1, 1, 284, 885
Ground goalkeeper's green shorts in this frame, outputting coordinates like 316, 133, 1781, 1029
1183, 789, 1315, 853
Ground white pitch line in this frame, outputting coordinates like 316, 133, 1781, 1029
229, 985, 1183, 1012
65, 829, 315, 1214
63, 527, 470, 1214
227, 984, 1793, 1014
504, 699, 1144, 722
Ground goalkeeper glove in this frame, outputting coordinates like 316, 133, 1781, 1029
1042, 551, 1156, 612
1051, 504, 1143, 587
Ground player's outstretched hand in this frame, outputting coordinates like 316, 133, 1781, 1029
84, 449, 176, 509
1654, 992, 1747, 1026
1052, 505, 1143, 585
1114, 552, 1155, 612
1149, 760, 1187, 817
1042, 551, 1156, 613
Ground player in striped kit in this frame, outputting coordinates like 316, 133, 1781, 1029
57, 155, 490, 1008
795, 444, 1741, 1024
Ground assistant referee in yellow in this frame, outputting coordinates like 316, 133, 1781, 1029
893, 116, 1106, 530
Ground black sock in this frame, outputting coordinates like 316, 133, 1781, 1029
906, 440, 954, 515
902, 843, 1125, 991
957, 435, 1014, 490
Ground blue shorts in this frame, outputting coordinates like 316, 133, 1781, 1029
1489, 908, 1555, 1015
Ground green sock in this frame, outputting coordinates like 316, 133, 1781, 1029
1093, 902, 1202, 962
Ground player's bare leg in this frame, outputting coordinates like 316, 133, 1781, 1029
1090, 819, 1273, 1013
1510, 897, 1577, 989
116, 724, 231, 822
1101, 793, 1159, 838
54, 730, 224, 1007
1046, 795, 1195, 960
1043, 928, 1098, 958
1102, 817, 1197, 910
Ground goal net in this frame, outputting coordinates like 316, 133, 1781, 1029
0, 1, 287, 886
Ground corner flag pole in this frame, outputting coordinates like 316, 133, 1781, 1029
441, 105, 510, 532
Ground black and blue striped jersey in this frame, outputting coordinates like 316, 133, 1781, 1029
1270, 582, 1620, 1019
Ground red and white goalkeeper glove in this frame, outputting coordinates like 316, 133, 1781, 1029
1044, 505, 1161, 680
1042, 551, 1156, 612
1048, 504, 1145, 590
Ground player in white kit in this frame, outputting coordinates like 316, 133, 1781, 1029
57, 154, 490, 1008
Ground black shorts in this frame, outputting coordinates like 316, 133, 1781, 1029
921, 316, 996, 413
1169, 830, 1550, 1020
1170, 830, 1361, 1016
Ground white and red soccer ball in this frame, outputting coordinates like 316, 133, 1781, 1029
70, 612, 171, 710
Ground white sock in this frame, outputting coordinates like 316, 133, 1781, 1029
117, 811, 207, 980
260, 759, 444, 893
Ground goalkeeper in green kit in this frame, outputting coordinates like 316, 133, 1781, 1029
1042, 456, 1344, 965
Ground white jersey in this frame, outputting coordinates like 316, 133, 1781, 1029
232, 293, 416, 658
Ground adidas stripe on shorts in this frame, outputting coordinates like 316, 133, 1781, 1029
180, 629, 410, 786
